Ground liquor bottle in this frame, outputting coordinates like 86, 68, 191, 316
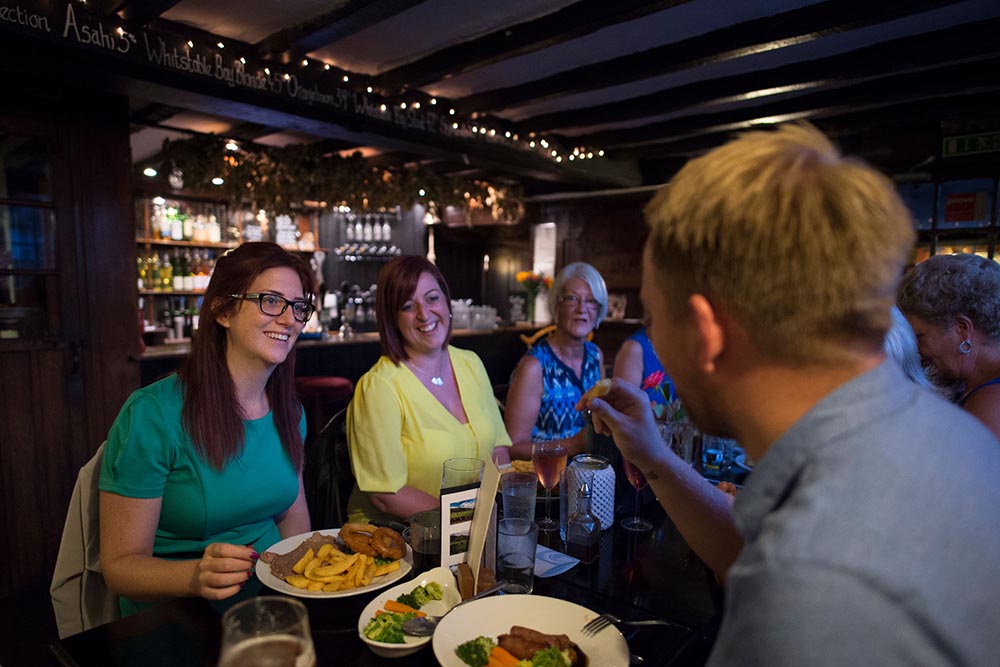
160, 252, 173, 292
170, 208, 184, 241
565, 481, 600, 563
137, 255, 146, 291
381, 216, 391, 242
353, 217, 363, 241
172, 249, 184, 291
183, 209, 194, 241
182, 249, 195, 291
345, 214, 355, 241
208, 214, 221, 244
160, 206, 174, 241
372, 215, 382, 241
362, 214, 373, 242
148, 253, 161, 292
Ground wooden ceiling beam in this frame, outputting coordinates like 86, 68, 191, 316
374, 0, 694, 92
520, 17, 1000, 133
455, 0, 966, 115
255, 0, 425, 63
580, 55, 1000, 150
118, 0, 183, 26
618, 88, 1000, 165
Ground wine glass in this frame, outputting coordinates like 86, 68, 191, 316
531, 441, 568, 531
620, 458, 652, 531
218, 597, 316, 667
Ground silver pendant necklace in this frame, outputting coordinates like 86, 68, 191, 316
408, 354, 445, 386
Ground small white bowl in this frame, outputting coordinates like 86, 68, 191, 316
357, 566, 460, 658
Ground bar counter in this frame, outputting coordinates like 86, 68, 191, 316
139, 320, 644, 388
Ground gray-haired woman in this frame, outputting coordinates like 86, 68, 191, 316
897, 253, 1000, 439
505, 262, 608, 460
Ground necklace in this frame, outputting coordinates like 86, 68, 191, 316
407, 353, 446, 386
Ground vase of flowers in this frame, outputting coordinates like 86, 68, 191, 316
516, 270, 552, 324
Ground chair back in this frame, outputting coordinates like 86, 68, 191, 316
303, 407, 354, 529
50, 443, 120, 638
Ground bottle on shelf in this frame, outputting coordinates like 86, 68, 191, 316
209, 214, 222, 244
148, 253, 161, 292
353, 216, 363, 242
182, 249, 195, 291
381, 214, 391, 242
160, 252, 173, 292
137, 255, 147, 291
172, 249, 184, 291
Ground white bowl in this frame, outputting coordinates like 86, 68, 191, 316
357, 566, 460, 658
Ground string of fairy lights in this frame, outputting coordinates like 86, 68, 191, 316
75, 0, 608, 169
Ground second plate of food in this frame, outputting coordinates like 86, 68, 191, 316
358, 566, 461, 658
257, 527, 412, 598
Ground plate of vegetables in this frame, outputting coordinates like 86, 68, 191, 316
358, 566, 461, 657
433, 595, 629, 666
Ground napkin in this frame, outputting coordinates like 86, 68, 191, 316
534, 545, 579, 578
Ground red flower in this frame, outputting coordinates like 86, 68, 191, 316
641, 370, 665, 391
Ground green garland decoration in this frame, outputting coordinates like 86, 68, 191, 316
154, 136, 524, 222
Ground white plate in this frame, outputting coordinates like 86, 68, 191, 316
256, 528, 412, 598
357, 566, 461, 658
432, 595, 630, 667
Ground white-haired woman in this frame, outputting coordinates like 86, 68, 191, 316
505, 262, 608, 459
898, 253, 1000, 439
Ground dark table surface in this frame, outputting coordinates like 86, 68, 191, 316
51, 497, 723, 667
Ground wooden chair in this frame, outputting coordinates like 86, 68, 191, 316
303, 408, 354, 530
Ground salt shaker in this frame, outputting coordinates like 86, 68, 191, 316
566, 481, 600, 563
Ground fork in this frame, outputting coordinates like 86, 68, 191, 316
581, 613, 673, 636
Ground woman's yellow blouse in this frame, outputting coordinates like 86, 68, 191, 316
347, 346, 511, 500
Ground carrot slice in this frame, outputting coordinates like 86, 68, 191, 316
489, 646, 520, 666
382, 599, 426, 617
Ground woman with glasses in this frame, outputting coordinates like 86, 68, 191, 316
346, 256, 511, 524
99, 243, 314, 615
505, 262, 608, 460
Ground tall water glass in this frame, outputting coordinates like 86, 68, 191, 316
218, 597, 315, 667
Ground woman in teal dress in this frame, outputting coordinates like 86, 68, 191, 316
99, 243, 314, 615
505, 262, 608, 460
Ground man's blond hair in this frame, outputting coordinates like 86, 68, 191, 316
644, 123, 914, 363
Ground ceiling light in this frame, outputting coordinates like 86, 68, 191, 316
324, 64, 331, 71
240, 57, 246, 64
187, 40, 193, 48
211, 177, 224, 186
400, 102, 407, 109
419, 189, 426, 197
264, 67, 270, 75
302, 59, 308, 66
550, 150, 557, 157
225, 141, 239, 151
598, 150, 605, 156
342, 75, 349, 82
471, 126, 478, 133
430, 98, 437, 105
380, 104, 387, 112
413, 102, 421, 109
142, 167, 158, 177
217, 42, 224, 49
367, 86, 373, 93
449, 109, 455, 115
452, 123, 459, 129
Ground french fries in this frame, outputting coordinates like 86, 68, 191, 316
283, 543, 402, 593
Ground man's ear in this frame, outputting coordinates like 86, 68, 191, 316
688, 294, 724, 374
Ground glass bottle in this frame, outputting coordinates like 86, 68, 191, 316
172, 249, 184, 291
565, 481, 601, 563
160, 252, 173, 292
182, 249, 195, 291
381, 216, 391, 242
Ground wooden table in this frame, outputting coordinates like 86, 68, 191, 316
51, 505, 721, 667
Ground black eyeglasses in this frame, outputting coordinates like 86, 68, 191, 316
230, 293, 315, 322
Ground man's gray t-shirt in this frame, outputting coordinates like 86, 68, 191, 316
708, 361, 1000, 666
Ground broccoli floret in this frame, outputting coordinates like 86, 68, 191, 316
397, 582, 444, 608
454, 636, 496, 666
529, 647, 571, 667
362, 612, 414, 644
424, 581, 444, 600
395, 590, 420, 608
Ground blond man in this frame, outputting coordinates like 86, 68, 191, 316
583, 125, 1000, 666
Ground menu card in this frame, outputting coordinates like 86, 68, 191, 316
438, 459, 500, 581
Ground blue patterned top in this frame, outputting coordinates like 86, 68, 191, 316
627, 327, 674, 405
528, 338, 602, 441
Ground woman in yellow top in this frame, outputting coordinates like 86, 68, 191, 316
347, 256, 512, 523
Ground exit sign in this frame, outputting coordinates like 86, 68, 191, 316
942, 132, 1000, 157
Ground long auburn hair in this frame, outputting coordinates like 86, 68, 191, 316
178, 242, 314, 471
376, 255, 453, 363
